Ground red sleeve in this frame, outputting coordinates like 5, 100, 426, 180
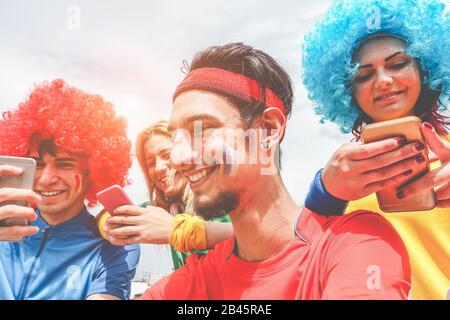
140, 253, 211, 300
321, 212, 411, 300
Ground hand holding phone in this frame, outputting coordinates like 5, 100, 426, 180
0, 156, 40, 241
361, 116, 436, 212
96, 185, 134, 240
96, 185, 134, 215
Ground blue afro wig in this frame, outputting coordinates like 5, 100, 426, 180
302, 0, 449, 133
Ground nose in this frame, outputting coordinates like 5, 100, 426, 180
374, 68, 394, 90
37, 165, 58, 185
170, 130, 199, 171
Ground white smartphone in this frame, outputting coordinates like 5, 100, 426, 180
0, 156, 37, 227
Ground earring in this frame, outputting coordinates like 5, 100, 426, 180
261, 142, 270, 149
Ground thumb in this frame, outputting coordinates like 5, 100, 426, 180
422, 122, 450, 161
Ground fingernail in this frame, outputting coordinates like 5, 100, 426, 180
396, 190, 404, 199
415, 155, 426, 164
423, 122, 434, 130
395, 137, 407, 145
415, 143, 425, 151
403, 170, 413, 176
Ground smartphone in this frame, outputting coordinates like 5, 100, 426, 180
361, 116, 436, 212
96, 185, 135, 215
0, 156, 37, 228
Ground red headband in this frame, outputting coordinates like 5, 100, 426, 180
173, 67, 286, 113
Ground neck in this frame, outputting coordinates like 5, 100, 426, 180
40, 200, 85, 226
230, 174, 300, 262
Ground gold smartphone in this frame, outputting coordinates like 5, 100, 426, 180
361, 116, 436, 212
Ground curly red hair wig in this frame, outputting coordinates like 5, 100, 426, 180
0, 79, 132, 206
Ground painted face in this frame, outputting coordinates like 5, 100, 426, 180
352, 37, 422, 122
30, 146, 89, 217
143, 134, 186, 198
168, 90, 262, 218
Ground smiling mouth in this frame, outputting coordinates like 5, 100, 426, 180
374, 90, 404, 101
185, 165, 218, 185
36, 190, 67, 198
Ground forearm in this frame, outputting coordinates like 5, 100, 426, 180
205, 221, 233, 249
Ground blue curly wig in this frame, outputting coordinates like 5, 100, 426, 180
302, 0, 450, 133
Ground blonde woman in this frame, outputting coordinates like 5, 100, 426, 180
103, 120, 232, 269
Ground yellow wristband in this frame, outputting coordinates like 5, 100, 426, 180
170, 214, 207, 252
96, 211, 111, 239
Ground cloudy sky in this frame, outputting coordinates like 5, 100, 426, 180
0, 0, 354, 278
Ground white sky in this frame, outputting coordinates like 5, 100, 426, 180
0, 0, 354, 279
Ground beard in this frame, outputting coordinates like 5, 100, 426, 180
194, 191, 238, 220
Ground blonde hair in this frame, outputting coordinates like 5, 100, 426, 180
136, 120, 194, 213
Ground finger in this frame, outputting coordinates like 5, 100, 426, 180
0, 188, 41, 204
108, 235, 142, 246
0, 225, 39, 241
104, 223, 130, 239
422, 122, 450, 160
347, 137, 406, 161
436, 199, 450, 208
0, 205, 37, 221
397, 165, 450, 199
363, 169, 416, 195
105, 231, 130, 239
113, 205, 143, 216
106, 236, 129, 246
107, 215, 141, 226
354, 142, 424, 172
362, 154, 425, 184
434, 182, 450, 201
109, 226, 141, 238
0, 165, 24, 176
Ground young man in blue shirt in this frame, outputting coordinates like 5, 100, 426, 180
0, 79, 140, 300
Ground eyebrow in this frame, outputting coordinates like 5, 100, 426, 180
31, 157, 76, 162
358, 51, 404, 69
55, 158, 77, 162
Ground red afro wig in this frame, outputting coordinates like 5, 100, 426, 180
0, 79, 132, 206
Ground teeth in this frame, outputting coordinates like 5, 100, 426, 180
188, 169, 210, 183
38, 191, 64, 197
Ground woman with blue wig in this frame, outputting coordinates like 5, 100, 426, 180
302, 0, 449, 299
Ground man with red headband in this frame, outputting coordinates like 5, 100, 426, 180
140, 42, 411, 300
0, 79, 140, 300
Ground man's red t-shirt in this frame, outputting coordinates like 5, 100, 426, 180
141, 208, 411, 299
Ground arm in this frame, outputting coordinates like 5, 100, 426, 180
205, 221, 233, 249
304, 168, 349, 216
321, 212, 411, 300
105, 205, 232, 251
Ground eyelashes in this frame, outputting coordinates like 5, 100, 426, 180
352, 59, 412, 85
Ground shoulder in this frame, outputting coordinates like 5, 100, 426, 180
325, 210, 405, 247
